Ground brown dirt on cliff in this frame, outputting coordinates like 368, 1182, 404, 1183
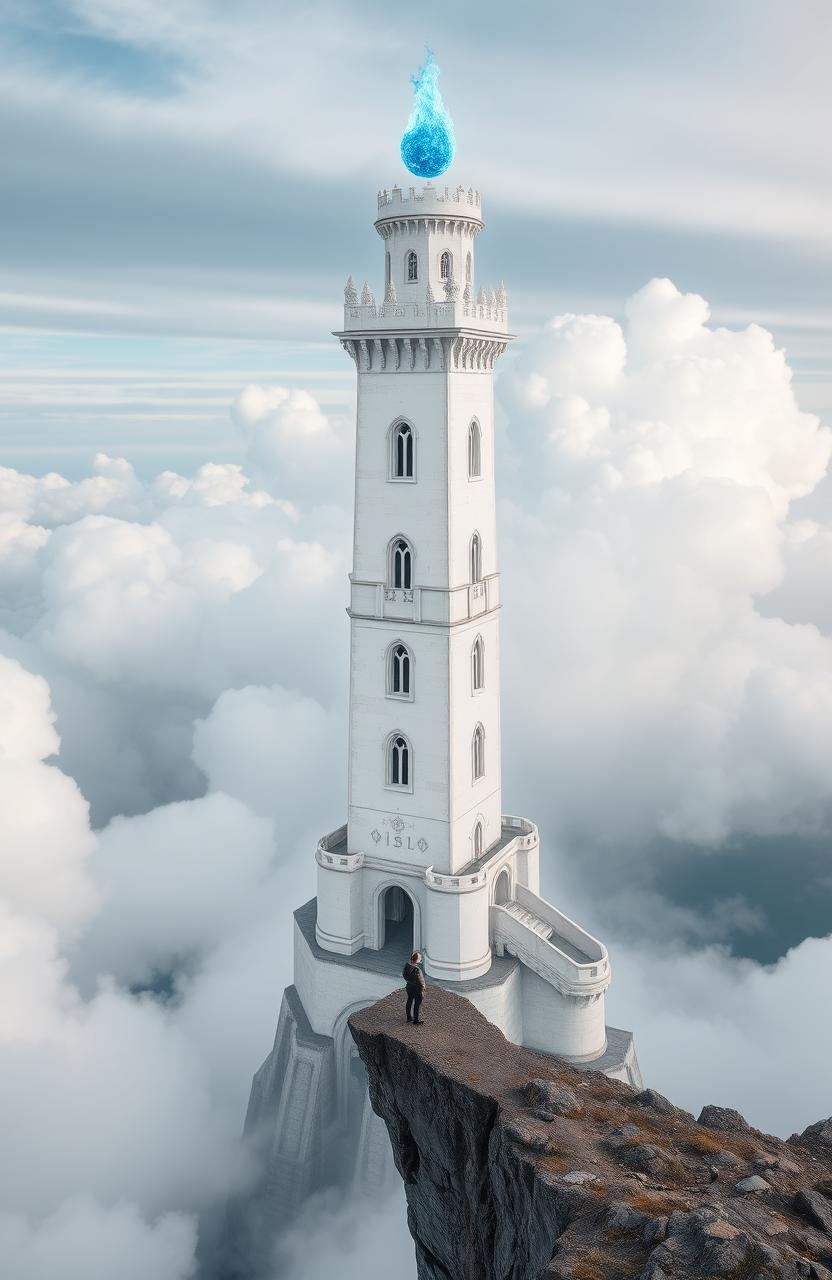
350, 989, 832, 1280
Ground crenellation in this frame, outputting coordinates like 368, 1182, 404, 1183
377, 181, 481, 211
340, 293, 510, 336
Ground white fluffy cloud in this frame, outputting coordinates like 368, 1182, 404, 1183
75, 792, 278, 988
503, 279, 829, 514
609, 929, 832, 1138
0, 1199, 196, 1280
232, 383, 352, 501
500, 277, 832, 849
0, 657, 97, 936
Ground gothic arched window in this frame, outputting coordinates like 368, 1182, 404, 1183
385, 252, 391, 288
388, 733, 411, 788
472, 635, 484, 692
468, 420, 481, 478
390, 421, 414, 480
473, 819, 483, 858
440, 250, 452, 281
466, 252, 472, 284
390, 536, 414, 590
407, 250, 418, 282
470, 532, 482, 584
388, 642, 412, 698
472, 724, 485, 781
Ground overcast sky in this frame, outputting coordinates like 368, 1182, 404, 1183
3, 0, 832, 473
3, 5, 832, 1279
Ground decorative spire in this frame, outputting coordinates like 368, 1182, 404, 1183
477, 286, 487, 305
444, 276, 460, 301
384, 280, 398, 305
360, 280, 375, 306
344, 275, 358, 305
426, 282, 435, 304
487, 288, 497, 307
496, 280, 507, 308
463, 281, 472, 304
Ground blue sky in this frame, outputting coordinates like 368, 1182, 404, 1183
3, 0, 832, 476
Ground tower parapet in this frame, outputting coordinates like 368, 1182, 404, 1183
377, 182, 483, 219
340, 287, 509, 338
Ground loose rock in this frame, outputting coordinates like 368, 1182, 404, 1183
523, 1078, 581, 1116
698, 1104, 751, 1132
735, 1175, 771, 1193
635, 1089, 676, 1116
792, 1118, 832, 1149
795, 1187, 832, 1236
622, 1143, 675, 1177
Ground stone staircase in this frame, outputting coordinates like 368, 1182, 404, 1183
491, 886, 607, 991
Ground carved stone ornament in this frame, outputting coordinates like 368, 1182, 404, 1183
344, 275, 358, 305
360, 280, 374, 306
444, 276, 460, 301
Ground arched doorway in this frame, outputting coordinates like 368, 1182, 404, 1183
494, 868, 511, 905
379, 884, 416, 954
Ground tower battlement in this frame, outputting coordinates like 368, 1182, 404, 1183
377, 181, 482, 220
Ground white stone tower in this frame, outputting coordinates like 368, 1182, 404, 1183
319, 183, 508, 982
229, 182, 641, 1263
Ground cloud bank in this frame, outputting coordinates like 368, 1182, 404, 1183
1, 284, 831, 1275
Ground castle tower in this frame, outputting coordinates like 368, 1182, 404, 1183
228, 184, 641, 1266
317, 183, 509, 983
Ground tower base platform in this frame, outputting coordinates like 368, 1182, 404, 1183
222, 898, 641, 1273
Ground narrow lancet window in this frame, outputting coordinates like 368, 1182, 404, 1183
390, 643, 412, 697
473, 820, 483, 858
472, 636, 484, 691
468, 420, 481, 478
389, 734, 411, 788
440, 250, 452, 281
391, 421, 414, 479
472, 724, 485, 781
470, 532, 482, 584
391, 537, 413, 590
407, 250, 418, 282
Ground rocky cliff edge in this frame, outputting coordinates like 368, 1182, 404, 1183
349, 989, 832, 1280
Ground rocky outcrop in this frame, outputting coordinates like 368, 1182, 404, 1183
349, 989, 832, 1280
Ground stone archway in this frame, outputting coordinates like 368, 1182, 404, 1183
378, 883, 416, 953
494, 867, 512, 905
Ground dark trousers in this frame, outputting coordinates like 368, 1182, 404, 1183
405, 988, 423, 1022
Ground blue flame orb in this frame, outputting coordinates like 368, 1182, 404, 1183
400, 50, 455, 179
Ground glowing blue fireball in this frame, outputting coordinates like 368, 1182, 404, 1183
400, 50, 455, 179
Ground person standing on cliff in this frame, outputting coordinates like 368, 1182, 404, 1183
403, 951, 426, 1025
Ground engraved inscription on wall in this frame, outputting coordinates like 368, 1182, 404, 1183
370, 814, 429, 853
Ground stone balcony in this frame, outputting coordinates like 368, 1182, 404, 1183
341, 297, 508, 336
348, 573, 500, 626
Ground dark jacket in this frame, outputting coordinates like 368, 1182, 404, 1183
402, 961, 426, 993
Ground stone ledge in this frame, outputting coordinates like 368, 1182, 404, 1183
349, 988, 832, 1280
